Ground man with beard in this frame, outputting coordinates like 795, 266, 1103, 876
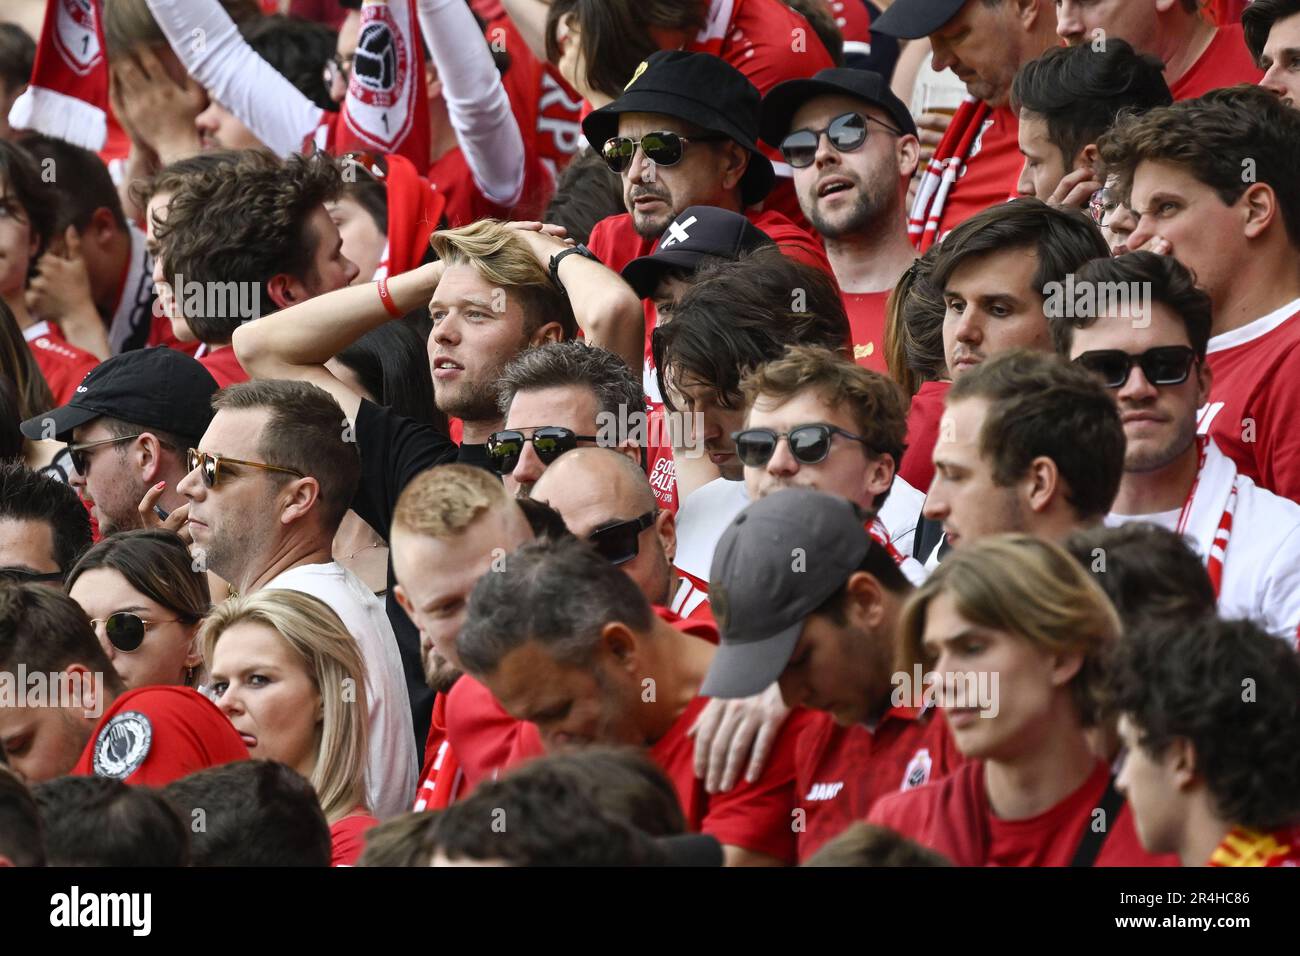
759, 69, 921, 375
1056, 252, 1300, 645
20, 348, 216, 537
177, 380, 417, 817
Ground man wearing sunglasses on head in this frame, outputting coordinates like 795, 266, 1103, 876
759, 68, 921, 375
1057, 252, 1300, 646
0, 462, 92, 590
19, 347, 218, 539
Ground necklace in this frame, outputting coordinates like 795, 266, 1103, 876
342, 541, 385, 561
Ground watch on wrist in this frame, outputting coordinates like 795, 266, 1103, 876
549, 244, 600, 295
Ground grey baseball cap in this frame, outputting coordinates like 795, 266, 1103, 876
701, 488, 871, 699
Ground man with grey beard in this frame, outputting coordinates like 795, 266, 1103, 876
760, 69, 921, 375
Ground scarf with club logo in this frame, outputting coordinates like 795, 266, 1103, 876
8, 0, 110, 150
907, 94, 990, 253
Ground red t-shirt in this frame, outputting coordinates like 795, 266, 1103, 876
1209, 825, 1300, 866
1210, 0, 1249, 25
930, 105, 1021, 243
868, 759, 1178, 866
900, 379, 949, 496
1170, 24, 1262, 100
1200, 300, 1300, 502
71, 686, 249, 787
794, 707, 964, 861
330, 812, 380, 866
198, 345, 250, 389
23, 321, 99, 406
652, 698, 816, 863
842, 290, 890, 374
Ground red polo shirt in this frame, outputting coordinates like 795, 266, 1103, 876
795, 707, 964, 861
23, 321, 99, 406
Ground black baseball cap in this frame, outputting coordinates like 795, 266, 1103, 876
582, 50, 776, 206
620, 206, 776, 299
701, 489, 873, 700
760, 68, 918, 147
20, 347, 219, 444
873, 0, 968, 39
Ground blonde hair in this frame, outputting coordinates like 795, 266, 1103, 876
199, 590, 369, 822
897, 534, 1120, 727
392, 463, 516, 540
429, 219, 576, 338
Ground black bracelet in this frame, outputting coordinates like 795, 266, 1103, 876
549, 244, 599, 295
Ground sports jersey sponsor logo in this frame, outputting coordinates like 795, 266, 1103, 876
803, 781, 845, 801
902, 748, 933, 790
648, 455, 676, 494
93, 711, 153, 779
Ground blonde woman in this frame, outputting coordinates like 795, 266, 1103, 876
201, 589, 376, 866
867, 534, 1177, 867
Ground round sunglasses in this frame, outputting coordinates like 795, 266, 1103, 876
90, 612, 181, 653
779, 111, 903, 169
601, 131, 730, 174
588, 511, 657, 566
1073, 346, 1197, 389
486, 427, 600, 475
732, 424, 872, 468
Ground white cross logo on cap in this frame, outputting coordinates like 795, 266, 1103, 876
660, 215, 698, 248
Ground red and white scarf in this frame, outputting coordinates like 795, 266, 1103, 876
8, 0, 109, 150
337, 0, 431, 171
1175, 437, 1239, 596
907, 94, 990, 253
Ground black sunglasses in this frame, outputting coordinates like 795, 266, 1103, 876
89, 611, 181, 653
66, 433, 144, 476
732, 424, 871, 468
601, 131, 730, 174
0, 566, 64, 585
588, 511, 657, 566
486, 427, 601, 475
1073, 346, 1197, 389
779, 111, 902, 169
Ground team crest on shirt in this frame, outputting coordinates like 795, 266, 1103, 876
901, 748, 933, 791
92, 711, 153, 779
54, 0, 103, 76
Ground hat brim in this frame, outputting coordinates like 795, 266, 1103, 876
760, 78, 918, 147
20, 402, 98, 443
699, 618, 803, 700
583, 95, 776, 206
621, 248, 711, 299
872, 0, 967, 39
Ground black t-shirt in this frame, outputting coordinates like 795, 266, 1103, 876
353, 398, 460, 536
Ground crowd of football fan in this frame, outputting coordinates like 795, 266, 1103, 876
1, 0, 1299, 868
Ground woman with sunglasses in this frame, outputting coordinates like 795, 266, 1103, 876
200, 589, 375, 866
67, 530, 211, 690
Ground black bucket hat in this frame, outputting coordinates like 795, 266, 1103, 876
582, 50, 776, 206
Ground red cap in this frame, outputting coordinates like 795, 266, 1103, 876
71, 686, 249, 787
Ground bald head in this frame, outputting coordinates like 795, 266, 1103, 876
532, 448, 675, 607
532, 448, 654, 536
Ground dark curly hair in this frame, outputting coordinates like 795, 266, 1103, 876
153, 150, 343, 340
1109, 617, 1300, 832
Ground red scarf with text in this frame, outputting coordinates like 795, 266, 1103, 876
8, 0, 109, 150
908, 95, 990, 253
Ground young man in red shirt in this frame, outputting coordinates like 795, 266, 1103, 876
868, 534, 1176, 866
760, 69, 921, 374
872, 0, 1060, 248
1243, 0, 1300, 107
1056, 0, 1262, 99
457, 534, 814, 865
703, 488, 962, 861
1100, 85, 1300, 502
1109, 617, 1300, 867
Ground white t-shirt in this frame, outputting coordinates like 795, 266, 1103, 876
265, 562, 417, 819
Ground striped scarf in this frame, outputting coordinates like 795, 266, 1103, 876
907, 95, 990, 253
